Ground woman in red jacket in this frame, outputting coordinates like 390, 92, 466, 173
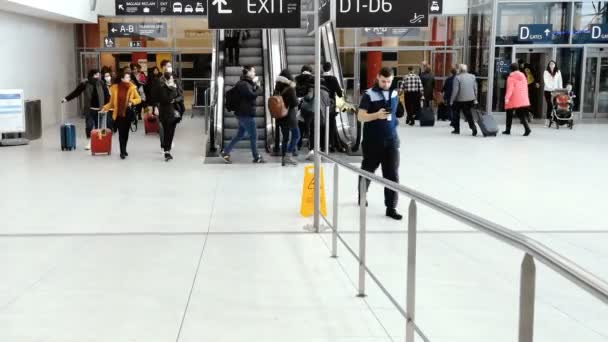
504, 63, 532, 136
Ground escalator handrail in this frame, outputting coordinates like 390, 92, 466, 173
214, 30, 225, 152
262, 30, 274, 152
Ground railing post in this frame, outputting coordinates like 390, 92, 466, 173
519, 253, 536, 342
405, 199, 417, 342
331, 163, 339, 258
325, 105, 330, 155
358, 176, 367, 297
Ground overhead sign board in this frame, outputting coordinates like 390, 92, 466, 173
336, 0, 428, 28
115, 0, 207, 16
518, 24, 553, 43
108, 22, 168, 38
429, 0, 442, 15
590, 24, 608, 42
208, 0, 301, 29
0, 90, 25, 134
363, 27, 413, 38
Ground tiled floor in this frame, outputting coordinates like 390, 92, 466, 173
1, 117, 607, 341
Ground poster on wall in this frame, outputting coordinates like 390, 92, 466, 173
0, 89, 25, 133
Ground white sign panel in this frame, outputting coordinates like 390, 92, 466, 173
0, 89, 25, 133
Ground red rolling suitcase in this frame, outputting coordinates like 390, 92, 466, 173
144, 113, 160, 135
91, 112, 112, 155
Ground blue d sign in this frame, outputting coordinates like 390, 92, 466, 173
518, 24, 553, 43
590, 24, 608, 42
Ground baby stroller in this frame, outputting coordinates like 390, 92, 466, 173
550, 89, 574, 130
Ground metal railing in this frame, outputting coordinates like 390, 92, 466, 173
210, 31, 225, 153
314, 150, 608, 342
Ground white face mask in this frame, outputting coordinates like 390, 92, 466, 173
166, 67, 173, 73
105, 76, 112, 83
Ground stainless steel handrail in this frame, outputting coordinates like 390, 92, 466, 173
213, 31, 225, 152
316, 150, 608, 342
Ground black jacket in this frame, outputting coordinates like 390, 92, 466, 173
274, 76, 299, 129
65, 79, 107, 112
158, 82, 183, 122
322, 74, 343, 99
420, 71, 435, 100
295, 73, 315, 98
236, 76, 262, 116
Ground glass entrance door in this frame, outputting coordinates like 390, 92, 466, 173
584, 55, 608, 119
515, 48, 553, 119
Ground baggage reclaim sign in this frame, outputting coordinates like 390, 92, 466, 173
115, 0, 207, 16
208, 0, 301, 29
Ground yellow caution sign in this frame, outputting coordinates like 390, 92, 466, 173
300, 165, 327, 217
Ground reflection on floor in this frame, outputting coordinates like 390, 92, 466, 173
1, 117, 607, 341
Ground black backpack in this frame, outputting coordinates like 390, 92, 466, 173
225, 85, 239, 112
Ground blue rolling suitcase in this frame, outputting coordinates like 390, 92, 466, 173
60, 104, 76, 151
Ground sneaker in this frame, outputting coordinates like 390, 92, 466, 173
386, 209, 403, 221
292, 151, 299, 158
523, 130, 531, 137
220, 151, 232, 164
253, 155, 266, 164
282, 156, 297, 166
472, 130, 478, 137
85, 140, 91, 151
164, 152, 173, 162
120, 154, 126, 160
502, 131, 511, 135
451, 130, 460, 135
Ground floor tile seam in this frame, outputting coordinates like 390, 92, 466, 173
316, 234, 397, 342
2, 229, 607, 239
173, 178, 220, 342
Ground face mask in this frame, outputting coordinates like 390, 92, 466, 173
105, 76, 112, 83
166, 67, 173, 73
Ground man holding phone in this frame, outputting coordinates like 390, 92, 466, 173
357, 67, 405, 220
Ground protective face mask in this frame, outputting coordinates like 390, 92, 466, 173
166, 67, 173, 73
105, 76, 112, 83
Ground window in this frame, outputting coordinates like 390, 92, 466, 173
496, 2, 571, 45
573, 2, 608, 43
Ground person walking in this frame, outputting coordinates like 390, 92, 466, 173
102, 71, 142, 159
157, 72, 183, 161
221, 66, 265, 164
503, 63, 532, 136
419, 66, 435, 108
102, 70, 113, 130
543, 60, 563, 126
61, 69, 106, 151
273, 69, 300, 166
225, 30, 248, 66
450, 64, 478, 136
322, 62, 344, 152
442, 68, 457, 124
401, 67, 424, 126
357, 67, 405, 221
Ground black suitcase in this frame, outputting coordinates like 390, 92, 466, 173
473, 107, 498, 137
418, 106, 435, 127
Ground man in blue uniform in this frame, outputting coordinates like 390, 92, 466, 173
357, 67, 404, 220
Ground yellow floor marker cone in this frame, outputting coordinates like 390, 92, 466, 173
300, 165, 327, 217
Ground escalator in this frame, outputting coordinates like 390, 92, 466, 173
284, 19, 315, 76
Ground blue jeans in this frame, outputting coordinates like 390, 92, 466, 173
287, 127, 300, 153
224, 115, 259, 159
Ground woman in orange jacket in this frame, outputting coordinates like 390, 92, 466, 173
102, 71, 142, 159
504, 63, 531, 136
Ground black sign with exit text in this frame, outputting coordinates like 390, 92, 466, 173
335, 0, 428, 28
208, 0, 301, 29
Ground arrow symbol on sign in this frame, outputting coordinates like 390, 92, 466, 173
118, 4, 124, 11
111, 28, 117, 33
212, 0, 232, 14
544, 29, 551, 37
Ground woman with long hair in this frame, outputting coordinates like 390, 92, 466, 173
504, 63, 532, 136
543, 60, 563, 126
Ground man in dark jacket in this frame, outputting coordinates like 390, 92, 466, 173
322, 62, 344, 152
419, 66, 435, 108
62, 69, 107, 151
442, 68, 457, 124
221, 65, 265, 164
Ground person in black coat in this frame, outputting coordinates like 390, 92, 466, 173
221, 65, 265, 164
322, 62, 344, 152
274, 70, 300, 166
157, 72, 183, 162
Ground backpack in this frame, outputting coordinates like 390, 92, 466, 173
268, 88, 289, 119
225, 85, 239, 112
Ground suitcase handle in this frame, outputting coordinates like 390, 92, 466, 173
98, 111, 108, 130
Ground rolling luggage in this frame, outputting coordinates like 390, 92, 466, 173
418, 102, 435, 127
144, 113, 160, 135
473, 107, 498, 137
60, 103, 76, 151
91, 112, 112, 155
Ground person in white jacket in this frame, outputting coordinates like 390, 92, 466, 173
543, 60, 563, 125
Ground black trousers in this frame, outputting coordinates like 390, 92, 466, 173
85, 109, 99, 139
359, 142, 400, 209
404, 92, 421, 124
225, 38, 240, 65
302, 111, 325, 151
116, 116, 131, 156
453, 101, 477, 133
506, 108, 531, 133
161, 118, 177, 152
329, 106, 340, 150
544, 91, 553, 119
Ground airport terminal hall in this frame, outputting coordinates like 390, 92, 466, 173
2, 0, 608, 341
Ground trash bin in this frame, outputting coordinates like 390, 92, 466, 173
24, 99, 42, 140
